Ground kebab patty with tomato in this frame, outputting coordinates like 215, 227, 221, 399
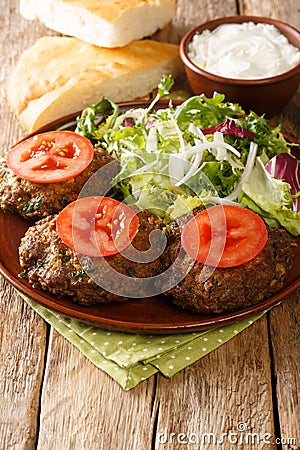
160, 205, 295, 314
0, 131, 117, 219
18, 198, 296, 312
19, 197, 164, 304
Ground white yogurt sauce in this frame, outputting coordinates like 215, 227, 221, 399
187, 22, 300, 79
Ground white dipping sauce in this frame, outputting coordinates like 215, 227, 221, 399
187, 22, 300, 79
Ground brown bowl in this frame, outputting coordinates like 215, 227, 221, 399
179, 16, 300, 117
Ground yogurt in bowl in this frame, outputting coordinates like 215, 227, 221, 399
179, 16, 300, 116
187, 22, 300, 80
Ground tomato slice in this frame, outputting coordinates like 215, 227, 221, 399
7, 131, 94, 183
181, 205, 268, 268
56, 196, 139, 257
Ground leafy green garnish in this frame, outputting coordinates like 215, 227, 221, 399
190, 161, 241, 197
75, 97, 119, 140
22, 195, 43, 215
236, 112, 292, 159
158, 74, 174, 97
18, 268, 28, 278
174, 94, 244, 128
73, 269, 86, 278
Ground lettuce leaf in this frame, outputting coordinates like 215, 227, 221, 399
166, 195, 202, 220
239, 158, 300, 236
265, 152, 300, 212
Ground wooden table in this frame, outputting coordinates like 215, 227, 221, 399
0, 1, 299, 449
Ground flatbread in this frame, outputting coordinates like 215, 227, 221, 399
7, 36, 183, 132
20, 0, 176, 47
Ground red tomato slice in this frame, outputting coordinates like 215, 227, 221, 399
181, 205, 268, 268
7, 131, 94, 183
56, 196, 139, 257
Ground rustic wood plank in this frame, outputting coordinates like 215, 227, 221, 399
155, 0, 238, 44
269, 292, 300, 449
0, 0, 57, 143
237, 2, 300, 446
0, 2, 51, 449
153, 317, 276, 449
240, 0, 300, 28
36, 329, 156, 450
238, 5, 300, 448
0, 280, 47, 450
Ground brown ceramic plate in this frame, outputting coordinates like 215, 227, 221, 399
0, 101, 300, 334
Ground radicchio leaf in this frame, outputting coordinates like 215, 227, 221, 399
265, 152, 300, 212
202, 118, 256, 138
124, 118, 134, 127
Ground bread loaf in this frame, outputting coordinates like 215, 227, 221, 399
20, 0, 176, 48
7, 36, 183, 133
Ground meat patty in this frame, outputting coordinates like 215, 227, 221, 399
19, 210, 163, 305
160, 208, 296, 314
0, 147, 116, 220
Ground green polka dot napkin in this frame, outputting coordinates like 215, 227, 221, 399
23, 295, 268, 390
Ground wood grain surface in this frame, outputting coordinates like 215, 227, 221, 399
0, 1, 299, 449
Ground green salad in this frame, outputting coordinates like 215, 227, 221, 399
75, 76, 300, 236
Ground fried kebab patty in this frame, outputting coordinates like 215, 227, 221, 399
19, 210, 163, 305
160, 208, 296, 314
0, 147, 116, 220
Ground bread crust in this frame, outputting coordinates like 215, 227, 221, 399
20, 0, 176, 47
7, 37, 183, 133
